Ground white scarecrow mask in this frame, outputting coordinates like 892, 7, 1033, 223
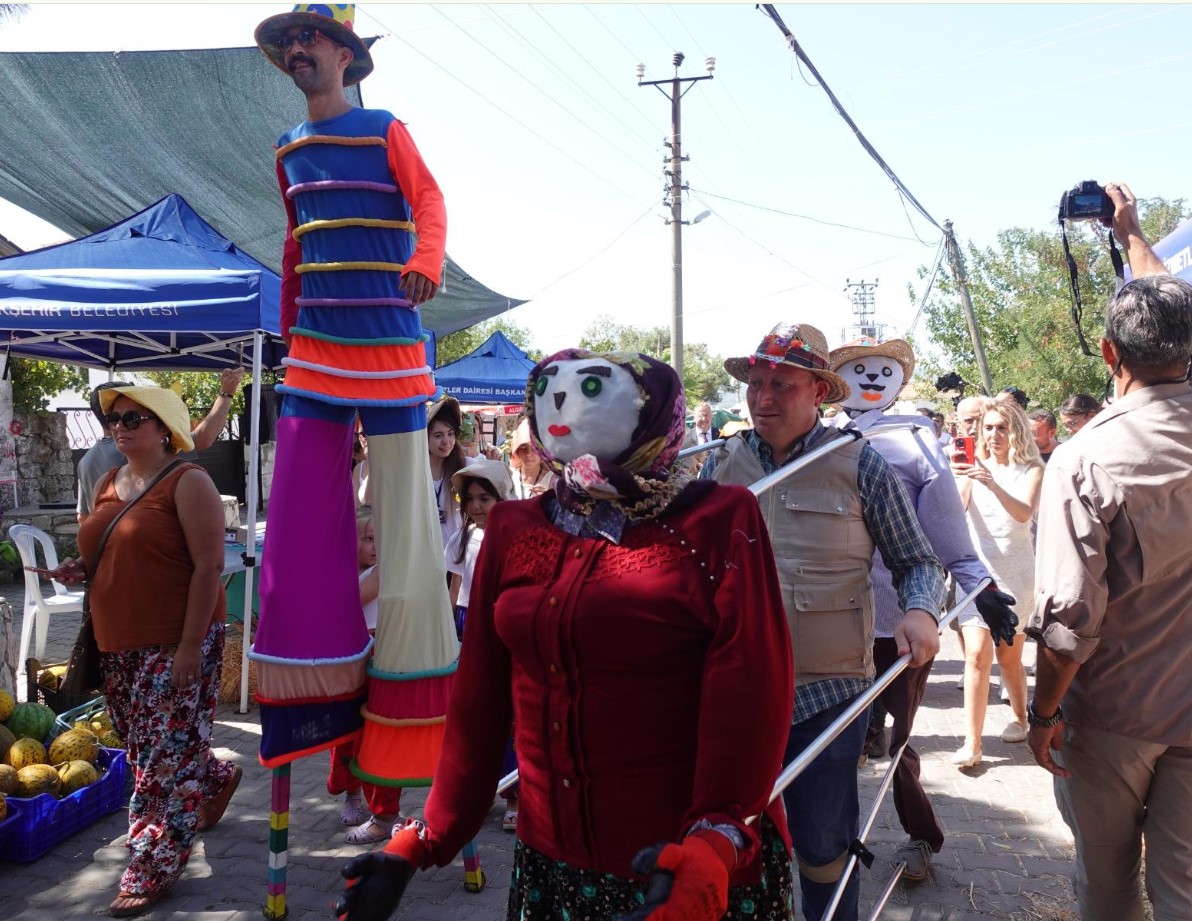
532, 356, 644, 462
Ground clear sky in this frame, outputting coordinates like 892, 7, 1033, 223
1, 2, 1190, 389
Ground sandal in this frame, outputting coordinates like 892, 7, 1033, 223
340, 796, 367, 827
502, 809, 517, 833
109, 890, 166, 917
197, 764, 242, 832
345, 817, 392, 845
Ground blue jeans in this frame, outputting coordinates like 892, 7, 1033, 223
782, 697, 870, 921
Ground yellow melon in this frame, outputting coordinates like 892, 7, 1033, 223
0, 689, 13, 723
0, 792, 6, 822
56, 759, 98, 796
16, 763, 60, 797
5, 738, 46, 770
48, 729, 100, 767
99, 730, 123, 749
0, 764, 16, 796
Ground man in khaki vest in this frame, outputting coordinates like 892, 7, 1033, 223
702, 322, 945, 921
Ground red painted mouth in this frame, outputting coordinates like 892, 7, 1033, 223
861, 392, 884, 402
548, 424, 571, 437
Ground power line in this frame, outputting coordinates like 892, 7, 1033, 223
529, 201, 660, 299
355, 6, 643, 205
758, 4, 943, 235
689, 186, 931, 244
428, 5, 656, 181
905, 238, 947, 339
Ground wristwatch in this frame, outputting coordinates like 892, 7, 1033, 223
218, 391, 235, 400
1027, 700, 1064, 729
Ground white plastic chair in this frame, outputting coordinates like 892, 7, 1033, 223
8, 524, 86, 696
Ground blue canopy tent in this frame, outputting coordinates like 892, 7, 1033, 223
1153, 220, 1192, 281
0, 193, 285, 370
0, 192, 285, 712
434, 330, 536, 404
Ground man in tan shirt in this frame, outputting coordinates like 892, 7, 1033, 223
1026, 182, 1192, 921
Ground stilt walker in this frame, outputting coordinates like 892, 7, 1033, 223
251, 5, 468, 913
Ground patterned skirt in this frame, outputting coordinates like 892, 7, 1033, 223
506, 817, 793, 920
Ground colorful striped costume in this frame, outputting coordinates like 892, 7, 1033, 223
252, 106, 459, 788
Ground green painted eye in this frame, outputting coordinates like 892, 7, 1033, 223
580, 376, 602, 397
534, 376, 548, 397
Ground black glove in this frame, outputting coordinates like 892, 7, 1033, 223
975, 585, 1018, 647
334, 851, 416, 921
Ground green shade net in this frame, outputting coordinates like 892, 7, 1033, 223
0, 44, 524, 335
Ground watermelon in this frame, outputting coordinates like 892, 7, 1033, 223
48, 729, 99, 766
5, 738, 46, 770
15, 763, 60, 798
5, 702, 55, 742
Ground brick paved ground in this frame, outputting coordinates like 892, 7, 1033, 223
1, 589, 1077, 920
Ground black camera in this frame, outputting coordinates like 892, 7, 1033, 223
935, 372, 965, 393
1059, 180, 1114, 223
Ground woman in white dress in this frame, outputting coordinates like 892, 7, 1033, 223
951, 399, 1044, 767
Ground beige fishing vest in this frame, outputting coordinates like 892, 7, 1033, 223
711, 434, 876, 685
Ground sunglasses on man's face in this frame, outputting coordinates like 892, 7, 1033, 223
277, 28, 326, 52
104, 411, 157, 430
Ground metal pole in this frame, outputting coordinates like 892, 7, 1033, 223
239, 332, 264, 714
669, 75, 684, 385
943, 220, 993, 395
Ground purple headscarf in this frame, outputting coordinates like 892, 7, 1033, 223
524, 349, 693, 521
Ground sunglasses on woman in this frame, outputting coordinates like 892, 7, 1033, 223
277, 28, 327, 51
104, 411, 158, 430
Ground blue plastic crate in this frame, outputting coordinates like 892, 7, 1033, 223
0, 747, 128, 863
0, 799, 22, 855
50, 695, 108, 740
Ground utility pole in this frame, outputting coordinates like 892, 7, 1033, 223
842, 278, 883, 344
637, 52, 714, 384
943, 220, 993, 395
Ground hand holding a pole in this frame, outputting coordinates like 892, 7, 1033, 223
616, 831, 735, 921
894, 608, 940, 667
335, 822, 426, 921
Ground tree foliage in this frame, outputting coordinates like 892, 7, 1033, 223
917, 197, 1190, 412
10, 359, 89, 414
142, 371, 244, 429
435, 317, 542, 367
578, 315, 735, 406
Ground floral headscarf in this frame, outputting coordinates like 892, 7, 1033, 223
524, 349, 692, 522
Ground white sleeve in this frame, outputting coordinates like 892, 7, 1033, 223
443, 529, 466, 577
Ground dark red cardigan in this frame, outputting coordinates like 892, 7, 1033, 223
423, 483, 794, 883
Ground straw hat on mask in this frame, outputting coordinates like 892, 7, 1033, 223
724, 322, 850, 406
828, 336, 917, 382
99, 385, 195, 453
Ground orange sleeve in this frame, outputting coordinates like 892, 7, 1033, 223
386, 120, 447, 285
275, 155, 303, 346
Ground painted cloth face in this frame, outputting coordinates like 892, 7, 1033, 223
837, 355, 905, 413
525, 349, 691, 521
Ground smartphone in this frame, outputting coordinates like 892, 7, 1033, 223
953, 436, 975, 465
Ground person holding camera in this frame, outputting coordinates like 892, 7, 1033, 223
1027, 183, 1192, 921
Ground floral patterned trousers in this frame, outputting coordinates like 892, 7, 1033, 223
101, 622, 236, 896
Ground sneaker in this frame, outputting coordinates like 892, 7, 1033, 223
502, 809, 518, 833
866, 729, 889, 760
951, 744, 982, 769
1001, 719, 1028, 743
894, 839, 934, 882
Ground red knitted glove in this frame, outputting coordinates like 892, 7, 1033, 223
618, 830, 736, 921
334, 822, 427, 921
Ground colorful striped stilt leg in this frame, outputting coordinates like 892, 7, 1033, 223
264, 764, 291, 919
461, 838, 485, 892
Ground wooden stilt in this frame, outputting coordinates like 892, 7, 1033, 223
461, 838, 485, 892
263, 763, 291, 919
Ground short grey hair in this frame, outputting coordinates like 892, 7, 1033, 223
1104, 275, 1192, 370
